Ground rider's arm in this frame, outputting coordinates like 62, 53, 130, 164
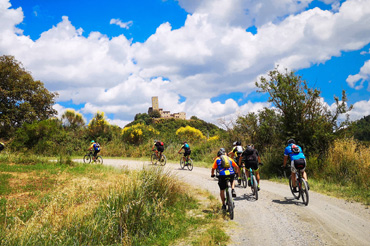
283, 155, 288, 167
211, 160, 218, 176
231, 159, 240, 173
178, 146, 183, 153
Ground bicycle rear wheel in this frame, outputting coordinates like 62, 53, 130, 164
187, 159, 193, 171
241, 169, 247, 188
95, 156, 103, 164
180, 158, 185, 169
300, 179, 309, 206
252, 175, 258, 200
289, 175, 300, 199
226, 188, 234, 220
159, 154, 166, 166
83, 155, 91, 163
151, 153, 157, 165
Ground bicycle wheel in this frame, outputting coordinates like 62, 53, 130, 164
300, 179, 309, 206
83, 154, 91, 163
95, 156, 103, 164
180, 158, 185, 169
289, 175, 300, 199
241, 169, 247, 188
252, 175, 258, 200
151, 153, 157, 165
159, 154, 166, 166
187, 159, 193, 171
226, 188, 234, 220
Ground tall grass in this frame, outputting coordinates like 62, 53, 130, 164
0, 163, 203, 245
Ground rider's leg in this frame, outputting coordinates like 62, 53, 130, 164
256, 169, 260, 184
291, 172, 297, 187
303, 170, 308, 181
220, 190, 225, 205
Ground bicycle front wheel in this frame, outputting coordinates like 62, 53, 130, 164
226, 188, 234, 220
96, 156, 103, 164
151, 153, 157, 165
159, 155, 166, 166
300, 179, 309, 206
289, 175, 300, 199
180, 158, 185, 169
187, 159, 193, 171
83, 155, 91, 163
252, 175, 258, 200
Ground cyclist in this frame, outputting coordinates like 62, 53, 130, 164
88, 140, 100, 161
242, 144, 262, 190
0, 142, 5, 153
178, 141, 191, 165
152, 140, 164, 160
228, 141, 244, 185
283, 139, 309, 192
211, 148, 239, 211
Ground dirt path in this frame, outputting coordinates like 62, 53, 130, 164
90, 158, 370, 246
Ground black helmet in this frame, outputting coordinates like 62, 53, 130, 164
287, 139, 295, 144
217, 148, 226, 157
236, 141, 241, 146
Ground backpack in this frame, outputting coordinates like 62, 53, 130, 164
291, 144, 300, 154
94, 143, 100, 151
160, 141, 164, 146
243, 146, 257, 162
236, 146, 243, 154
220, 155, 230, 169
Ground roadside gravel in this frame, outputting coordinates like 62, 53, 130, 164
82, 158, 370, 246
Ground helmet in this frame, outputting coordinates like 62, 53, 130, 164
236, 141, 241, 146
287, 139, 295, 144
91, 140, 95, 143
154, 140, 158, 143
217, 148, 226, 157
183, 141, 187, 144
233, 141, 237, 146
246, 144, 254, 149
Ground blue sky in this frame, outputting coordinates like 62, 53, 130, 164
1, 0, 370, 127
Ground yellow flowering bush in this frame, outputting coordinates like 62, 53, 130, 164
207, 135, 219, 142
122, 123, 159, 144
87, 111, 110, 137
176, 126, 205, 143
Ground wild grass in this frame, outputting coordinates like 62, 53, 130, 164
0, 154, 229, 246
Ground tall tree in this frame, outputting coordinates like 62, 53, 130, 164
61, 109, 85, 129
0, 55, 58, 139
256, 68, 352, 155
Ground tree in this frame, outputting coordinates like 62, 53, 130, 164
87, 111, 111, 140
0, 55, 58, 139
149, 110, 161, 118
256, 68, 352, 155
176, 126, 206, 143
61, 109, 85, 129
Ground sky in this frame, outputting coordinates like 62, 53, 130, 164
1, 0, 370, 128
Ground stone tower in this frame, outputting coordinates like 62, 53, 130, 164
152, 96, 159, 110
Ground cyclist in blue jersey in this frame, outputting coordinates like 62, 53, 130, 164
211, 148, 240, 210
283, 139, 309, 192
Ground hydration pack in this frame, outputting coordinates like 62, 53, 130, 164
291, 144, 300, 154
220, 155, 230, 169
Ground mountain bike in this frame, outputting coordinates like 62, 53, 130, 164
179, 153, 193, 171
288, 165, 309, 206
83, 151, 103, 164
212, 175, 234, 220
151, 151, 166, 166
246, 163, 262, 200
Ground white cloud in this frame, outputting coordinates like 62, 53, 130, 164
346, 59, 370, 90
345, 99, 370, 121
1, 0, 370, 127
110, 18, 133, 29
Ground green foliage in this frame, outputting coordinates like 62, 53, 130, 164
0, 55, 58, 139
149, 109, 161, 118
134, 112, 153, 125
256, 68, 352, 156
87, 111, 111, 140
353, 115, 370, 141
61, 109, 85, 129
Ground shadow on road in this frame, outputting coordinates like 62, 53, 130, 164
272, 197, 306, 206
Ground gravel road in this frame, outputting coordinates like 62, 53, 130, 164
89, 158, 370, 246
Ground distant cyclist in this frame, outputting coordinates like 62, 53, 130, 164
88, 140, 100, 161
228, 141, 244, 185
242, 144, 262, 190
211, 148, 239, 211
178, 141, 191, 164
283, 139, 309, 192
152, 140, 164, 159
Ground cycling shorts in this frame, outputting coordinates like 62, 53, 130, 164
93, 149, 100, 157
244, 160, 259, 171
218, 174, 235, 190
183, 149, 191, 156
156, 146, 164, 152
291, 158, 306, 173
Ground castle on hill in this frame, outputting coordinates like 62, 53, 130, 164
148, 96, 186, 120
